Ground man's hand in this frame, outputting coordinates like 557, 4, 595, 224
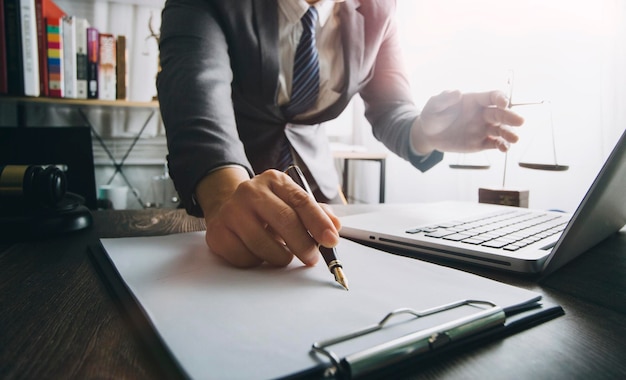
410, 90, 525, 155
195, 167, 341, 268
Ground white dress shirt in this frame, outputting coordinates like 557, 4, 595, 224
277, 0, 344, 119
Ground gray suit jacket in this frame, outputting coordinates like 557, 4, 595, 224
157, 0, 443, 216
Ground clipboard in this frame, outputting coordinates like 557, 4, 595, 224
311, 300, 506, 378
91, 232, 563, 380
306, 299, 561, 379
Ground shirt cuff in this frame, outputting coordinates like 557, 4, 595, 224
407, 146, 444, 172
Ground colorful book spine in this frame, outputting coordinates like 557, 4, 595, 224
33, 0, 47, 96
74, 17, 89, 99
45, 16, 63, 97
98, 33, 116, 100
115, 35, 127, 100
0, 0, 7, 94
38, 0, 67, 97
86, 26, 98, 99
19, 0, 40, 96
61, 15, 76, 98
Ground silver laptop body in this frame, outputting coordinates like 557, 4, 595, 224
340, 128, 626, 275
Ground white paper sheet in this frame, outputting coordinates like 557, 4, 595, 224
100, 232, 540, 379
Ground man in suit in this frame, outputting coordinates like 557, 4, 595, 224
157, 0, 524, 268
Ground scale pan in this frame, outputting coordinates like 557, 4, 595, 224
518, 162, 569, 171
449, 164, 491, 170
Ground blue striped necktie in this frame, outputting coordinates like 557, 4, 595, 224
277, 7, 320, 171
283, 7, 320, 118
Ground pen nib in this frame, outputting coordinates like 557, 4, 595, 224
333, 267, 349, 291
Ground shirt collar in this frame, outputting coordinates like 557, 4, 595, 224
278, 0, 336, 28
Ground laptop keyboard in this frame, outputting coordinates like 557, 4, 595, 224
405, 209, 568, 251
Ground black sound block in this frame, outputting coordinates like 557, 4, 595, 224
0, 193, 93, 241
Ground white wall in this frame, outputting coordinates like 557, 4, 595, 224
351, 0, 626, 212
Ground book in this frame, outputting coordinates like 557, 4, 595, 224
19, 0, 40, 96
3, 0, 25, 95
115, 35, 127, 100
74, 17, 89, 99
86, 26, 98, 99
35, 0, 66, 97
45, 16, 63, 97
98, 33, 116, 100
0, 0, 7, 94
61, 15, 76, 98
33, 0, 46, 96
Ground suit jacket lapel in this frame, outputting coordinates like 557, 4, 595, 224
253, 0, 280, 105
339, 0, 364, 97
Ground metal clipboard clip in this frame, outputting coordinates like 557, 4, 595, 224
311, 299, 506, 379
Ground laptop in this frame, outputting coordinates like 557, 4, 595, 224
339, 128, 626, 275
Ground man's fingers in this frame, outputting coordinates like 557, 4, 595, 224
267, 171, 340, 246
207, 205, 295, 267
319, 203, 342, 231
229, 216, 295, 267
266, 201, 321, 265
484, 106, 525, 128
278, 183, 339, 247
472, 90, 509, 108
238, 170, 335, 266
205, 224, 263, 268
486, 123, 519, 144
481, 136, 511, 152
266, 176, 338, 264
204, 169, 340, 268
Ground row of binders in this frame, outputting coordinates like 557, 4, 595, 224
0, 0, 128, 100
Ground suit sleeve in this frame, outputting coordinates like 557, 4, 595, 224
358, 1, 443, 172
157, 0, 253, 216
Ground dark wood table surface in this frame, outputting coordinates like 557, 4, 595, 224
1, 206, 625, 379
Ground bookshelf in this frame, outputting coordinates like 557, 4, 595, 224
0, 96, 161, 208
1, 0, 169, 208
1, 0, 164, 99
0, 96, 157, 122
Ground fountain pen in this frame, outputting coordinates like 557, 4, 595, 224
285, 165, 349, 290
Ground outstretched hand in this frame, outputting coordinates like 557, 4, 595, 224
411, 90, 524, 155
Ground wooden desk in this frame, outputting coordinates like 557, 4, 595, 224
1, 206, 625, 379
